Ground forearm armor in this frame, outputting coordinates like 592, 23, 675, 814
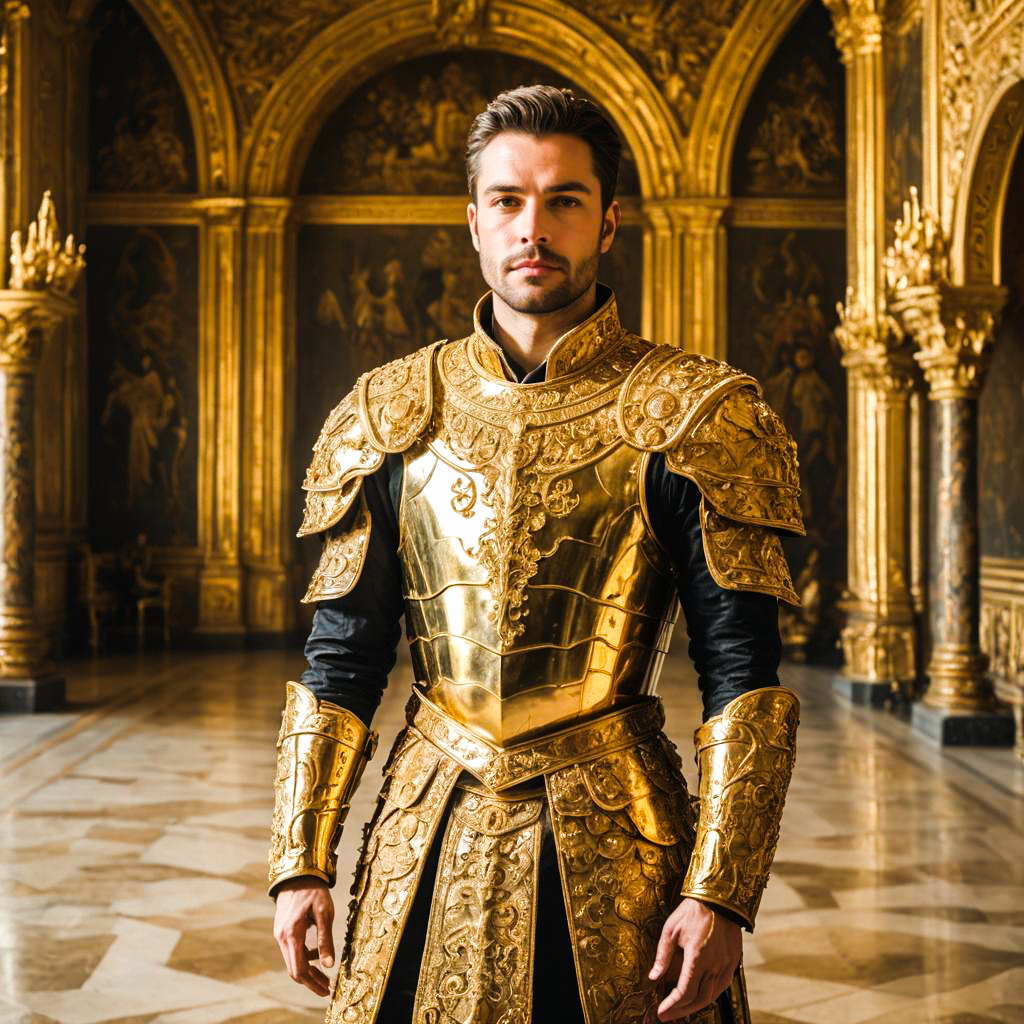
680, 686, 799, 929
268, 681, 378, 896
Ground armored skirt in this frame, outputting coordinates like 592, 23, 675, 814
327, 689, 752, 1024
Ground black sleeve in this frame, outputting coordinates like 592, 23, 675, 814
299, 453, 405, 729
644, 452, 782, 722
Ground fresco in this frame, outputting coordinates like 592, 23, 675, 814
728, 227, 848, 659
980, 144, 1024, 560
299, 50, 641, 196
88, 0, 197, 193
731, 1, 844, 198
86, 225, 199, 550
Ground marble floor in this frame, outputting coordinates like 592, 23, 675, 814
1, 639, 1023, 1024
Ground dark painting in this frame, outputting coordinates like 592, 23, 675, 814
884, 20, 924, 229
980, 144, 1024, 559
88, 0, 197, 193
731, 1, 845, 198
728, 226, 848, 660
86, 225, 199, 549
293, 222, 643, 580
299, 50, 640, 196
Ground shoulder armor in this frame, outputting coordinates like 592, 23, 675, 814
298, 341, 442, 537
619, 346, 803, 535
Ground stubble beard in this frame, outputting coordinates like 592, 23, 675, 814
481, 244, 600, 316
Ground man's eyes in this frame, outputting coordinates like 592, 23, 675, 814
492, 196, 581, 208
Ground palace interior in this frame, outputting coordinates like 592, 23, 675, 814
1, 1, 1023, 1022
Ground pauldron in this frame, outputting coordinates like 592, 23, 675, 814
680, 686, 800, 928
267, 682, 378, 895
620, 347, 804, 605
298, 341, 442, 602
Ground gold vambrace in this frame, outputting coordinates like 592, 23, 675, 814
268, 681, 378, 896
680, 686, 799, 929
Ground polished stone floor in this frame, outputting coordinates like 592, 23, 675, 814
1, 638, 1022, 1024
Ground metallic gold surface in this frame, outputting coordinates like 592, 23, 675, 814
411, 785, 544, 1024
301, 490, 372, 603
394, 292, 800, 745
681, 686, 800, 930
980, 557, 1024, 757
267, 681, 378, 894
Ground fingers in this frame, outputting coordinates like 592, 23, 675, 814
313, 900, 336, 969
648, 917, 682, 981
273, 894, 334, 998
658, 967, 733, 1022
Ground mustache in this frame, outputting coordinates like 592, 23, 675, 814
501, 245, 568, 272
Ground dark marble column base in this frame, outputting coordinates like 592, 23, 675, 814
911, 702, 1015, 746
833, 678, 905, 708
0, 673, 65, 712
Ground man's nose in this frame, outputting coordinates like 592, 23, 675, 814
517, 200, 549, 245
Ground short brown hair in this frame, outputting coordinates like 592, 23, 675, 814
465, 85, 622, 211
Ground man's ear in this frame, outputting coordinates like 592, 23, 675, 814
599, 200, 621, 253
467, 202, 480, 253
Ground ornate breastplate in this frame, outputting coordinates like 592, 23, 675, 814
399, 331, 679, 746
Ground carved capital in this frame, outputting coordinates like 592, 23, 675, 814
8, 192, 85, 296
0, 290, 76, 369
823, 0, 883, 61
834, 287, 915, 391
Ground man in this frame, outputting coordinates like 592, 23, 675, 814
269, 85, 803, 1024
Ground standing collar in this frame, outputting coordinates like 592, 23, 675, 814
470, 284, 625, 383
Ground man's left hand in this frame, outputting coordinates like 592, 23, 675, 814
648, 897, 742, 1021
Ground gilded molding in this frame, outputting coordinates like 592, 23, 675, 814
681, 686, 799, 930
728, 198, 847, 230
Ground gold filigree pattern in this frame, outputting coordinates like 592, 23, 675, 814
664, 385, 804, 534
331, 729, 462, 1024
700, 503, 799, 606
412, 786, 544, 1024
408, 687, 666, 791
545, 740, 692, 1024
299, 342, 439, 537
436, 321, 650, 644
301, 491, 372, 602
267, 682, 378, 894
681, 687, 800, 930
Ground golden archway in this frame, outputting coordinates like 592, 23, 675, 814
69, 0, 238, 192
687, 0, 811, 196
952, 77, 1024, 287
242, 0, 685, 199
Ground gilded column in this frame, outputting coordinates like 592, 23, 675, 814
826, 0, 919, 702
195, 198, 245, 639
886, 189, 1013, 744
681, 201, 728, 360
643, 200, 686, 348
242, 198, 295, 636
0, 193, 83, 710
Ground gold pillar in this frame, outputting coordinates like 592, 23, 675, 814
643, 200, 686, 348
0, 194, 83, 711
886, 189, 1013, 744
243, 198, 295, 635
681, 201, 728, 360
195, 199, 245, 638
827, 1, 919, 701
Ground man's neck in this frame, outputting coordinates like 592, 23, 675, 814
490, 283, 598, 374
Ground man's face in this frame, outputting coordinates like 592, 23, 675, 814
467, 132, 619, 315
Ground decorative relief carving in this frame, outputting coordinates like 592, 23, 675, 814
195, 0, 360, 124
570, 0, 746, 132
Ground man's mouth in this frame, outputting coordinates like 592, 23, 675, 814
511, 260, 562, 272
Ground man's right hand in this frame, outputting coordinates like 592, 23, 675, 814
272, 877, 336, 997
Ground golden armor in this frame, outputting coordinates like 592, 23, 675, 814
272, 290, 802, 1023
268, 681, 378, 894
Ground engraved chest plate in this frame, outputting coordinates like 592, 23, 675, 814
398, 336, 678, 746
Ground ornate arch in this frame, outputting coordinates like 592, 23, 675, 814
69, 0, 238, 192
242, 0, 685, 199
687, 0, 811, 196
952, 77, 1024, 287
